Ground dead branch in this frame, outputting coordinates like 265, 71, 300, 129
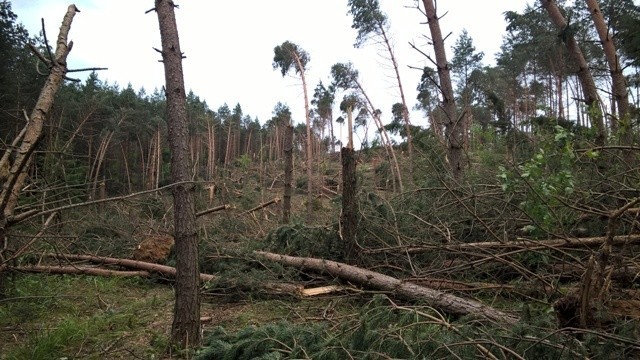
0, 211, 58, 271
8, 180, 206, 226
366, 234, 640, 254
238, 198, 280, 216
49, 253, 217, 282
196, 204, 230, 218
254, 251, 519, 325
11, 265, 149, 277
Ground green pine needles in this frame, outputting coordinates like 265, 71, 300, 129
196, 296, 604, 359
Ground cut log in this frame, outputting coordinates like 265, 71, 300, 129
254, 251, 519, 325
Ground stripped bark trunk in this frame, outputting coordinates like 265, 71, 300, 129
154, 0, 201, 348
254, 251, 519, 325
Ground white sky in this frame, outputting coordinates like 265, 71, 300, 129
12, 0, 532, 133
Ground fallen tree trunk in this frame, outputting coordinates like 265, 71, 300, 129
50, 253, 217, 282
11, 265, 150, 277
254, 251, 519, 325
366, 234, 640, 254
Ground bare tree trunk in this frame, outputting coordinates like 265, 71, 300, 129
154, 0, 200, 348
292, 54, 314, 221
282, 125, 293, 224
207, 121, 216, 181
540, 0, 607, 145
340, 146, 357, 259
422, 0, 464, 179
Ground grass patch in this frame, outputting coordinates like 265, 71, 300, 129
0, 274, 173, 359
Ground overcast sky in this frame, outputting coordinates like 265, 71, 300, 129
12, 0, 533, 133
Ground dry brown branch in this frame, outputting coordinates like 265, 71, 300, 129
238, 198, 280, 216
49, 253, 217, 282
0, 212, 58, 271
196, 204, 230, 218
11, 265, 149, 277
254, 250, 519, 325
367, 234, 640, 254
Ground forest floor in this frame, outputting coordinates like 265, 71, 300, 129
0, 273, 346, 359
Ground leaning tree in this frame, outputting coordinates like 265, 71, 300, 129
348, 0, 414, 184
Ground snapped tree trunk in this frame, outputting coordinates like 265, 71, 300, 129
340, 146, 357, 260
422, 0, 464, 180
0, 5, 79, 296
154, 0, 201, 349
540, 0, 607, 145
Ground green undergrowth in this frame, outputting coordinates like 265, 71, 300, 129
0, 274, 173, 359
196, 296, 640, 360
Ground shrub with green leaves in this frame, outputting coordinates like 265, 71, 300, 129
498, 125, 578, 237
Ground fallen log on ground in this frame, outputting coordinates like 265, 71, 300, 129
254, 251, 519, 325
48, 253, 218, 282
11, 265, 150, 277
41, 254, 315, 299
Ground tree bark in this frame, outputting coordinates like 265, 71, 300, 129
254, 251, 519, 325
540, 0, 607, 145
340, 147, 357, 259
422, 0, 464, 180
282, 125, 293, 224
154, 0, 201, 348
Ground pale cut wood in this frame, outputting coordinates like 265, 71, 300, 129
255, 251, 519, 325
301, 285, 344, 297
